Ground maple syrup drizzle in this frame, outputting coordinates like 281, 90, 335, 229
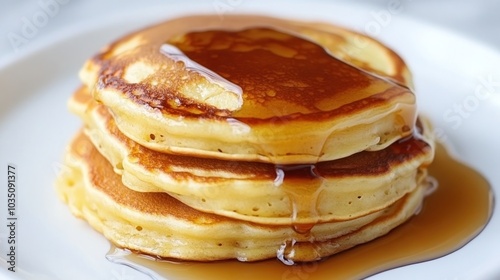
274, 164, 326, 264
275, 164, 325, 233
106, 143, 493, 279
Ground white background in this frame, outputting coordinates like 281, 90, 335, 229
1, 0, 499, 65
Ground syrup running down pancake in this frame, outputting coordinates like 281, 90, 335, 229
56, 14, 439, 266
69, 86, 434, 226
56, 132, 428, 262
80, 15, 416, 164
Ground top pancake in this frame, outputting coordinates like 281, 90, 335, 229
80, 15, 416, 164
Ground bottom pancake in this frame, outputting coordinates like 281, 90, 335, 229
56, 131, 427, 262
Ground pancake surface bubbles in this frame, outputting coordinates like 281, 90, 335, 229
80, 15, 417, 164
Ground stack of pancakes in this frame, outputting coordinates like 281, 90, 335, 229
56, 15, 435, 263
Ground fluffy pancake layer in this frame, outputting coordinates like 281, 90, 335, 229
80, 15, 416, 164
69, 87, 433, 225
55, 132, 427, 262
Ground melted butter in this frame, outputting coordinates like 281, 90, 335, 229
106, 143, 493, 279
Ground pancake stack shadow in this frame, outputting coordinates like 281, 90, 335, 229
55, 15, 435, 263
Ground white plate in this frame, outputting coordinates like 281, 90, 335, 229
1, 1, 499, 279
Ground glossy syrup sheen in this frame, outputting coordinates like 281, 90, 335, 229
107, 143, 493, 279
167, 27, 413, 121
169, 28, 371, 116
95, 15, 415, 123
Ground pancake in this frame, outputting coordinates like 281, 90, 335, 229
55, 131, 428, 262
79, 15, 416, 164
69, 86, 434, 225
